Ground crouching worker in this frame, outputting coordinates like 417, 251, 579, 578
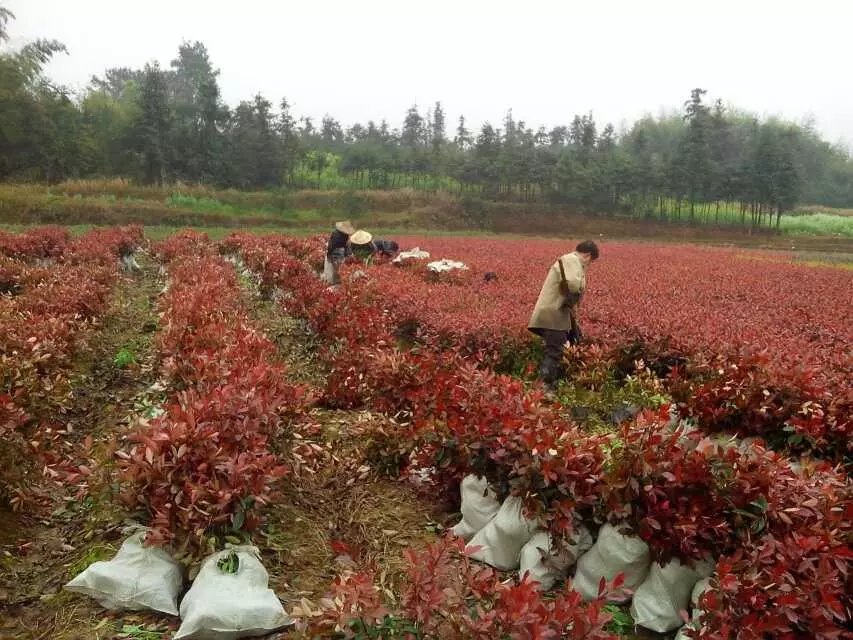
349, 231, 400, 261
527, 240, 600, 391
322, 220, 355, 285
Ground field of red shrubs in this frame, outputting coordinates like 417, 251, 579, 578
225, 230, 851, 639
1, 227, 850, 640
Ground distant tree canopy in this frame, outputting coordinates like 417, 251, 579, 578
1, 8, 852, 227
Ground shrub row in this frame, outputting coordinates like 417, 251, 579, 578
118, 232, 311, 553
0, 226, 143, 507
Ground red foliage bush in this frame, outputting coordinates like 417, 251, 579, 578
301, 536, 621, 640
119, 387, 289, 548
0, 227, 141, 506
119, 249, 311, 549
0, 226, 70, 260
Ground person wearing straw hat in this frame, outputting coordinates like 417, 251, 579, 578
528, 240, 600, 393
349, 229, 373, 251
322, 220, 356, 285
350, 231, 400, 262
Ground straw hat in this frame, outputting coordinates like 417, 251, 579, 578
350, 230, 373, 245
335, 220, 356, 235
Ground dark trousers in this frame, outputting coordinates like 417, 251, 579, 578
538, 329, 571, 386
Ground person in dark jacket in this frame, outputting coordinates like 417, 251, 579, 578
371, 239, 400, 257
322, 220, 356, 284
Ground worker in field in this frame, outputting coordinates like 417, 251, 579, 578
322, 220, 356, 285
349, 230, 400, 261
528, 240, 600, 393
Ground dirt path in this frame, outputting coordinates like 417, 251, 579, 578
240, 273, 454, 610
0, 251, 166, 640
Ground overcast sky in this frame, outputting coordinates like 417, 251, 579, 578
5, 0, 852, 147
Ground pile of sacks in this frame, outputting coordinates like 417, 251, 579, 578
65, 530, 292, 639
452, 474, 715, 634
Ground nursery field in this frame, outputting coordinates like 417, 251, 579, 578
0, 226, 850, 640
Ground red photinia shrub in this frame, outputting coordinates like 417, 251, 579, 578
153, 229, 214, 263
300, 536, 620, 640
600, 409, 851, 565
65, 225, 144, 266
324, 347, 459, 413
119, 387, 288, 549
0, 227, 132, 507
0, 226, 70, 261
119, 248, 311, 549
694, 529, 852, 639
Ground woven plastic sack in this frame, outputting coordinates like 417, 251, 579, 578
468, 496, 538, 571
64, 530, 182, 615
518, 525, 593, 591
573, 523, 651, 602
175, 546, 292, 639
674, 622, 699, 640
630, 558, 714, 632
426, 259, 468, 273
451, 474, 500, 540
392, 247, 430, 263
691, 576, 711, 607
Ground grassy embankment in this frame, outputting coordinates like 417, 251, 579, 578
1, 180, 852, 248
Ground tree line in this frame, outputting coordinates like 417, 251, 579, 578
2, 10, 852, 228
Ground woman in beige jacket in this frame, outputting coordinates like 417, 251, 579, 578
528, 240, 599, 389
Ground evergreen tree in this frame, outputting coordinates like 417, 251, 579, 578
133, 62, 171, 185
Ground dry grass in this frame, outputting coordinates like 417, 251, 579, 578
262, 408, 450, 609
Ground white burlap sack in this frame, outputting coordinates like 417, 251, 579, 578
674, 622, 699, 640
426, 259, 468, 273
691, 576, 712, 608
175, 546, 292, 640
392, 247, 430, 263
573, 523, 651, 602
519, 525, 593, 591
64, 530, 183, 615
451, 474, 501, 540
630, 558, 714, 633
468, 496, 538, 571
672, 577, 714, 640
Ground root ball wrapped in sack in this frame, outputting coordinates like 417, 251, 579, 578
451, 474, 501, 541
572, 522, 651, 602
64, 529, 183, 615
175, 546, 293, 640
468, 496, 538, 571
630, 558, 714, 632
519, 525, 593, 591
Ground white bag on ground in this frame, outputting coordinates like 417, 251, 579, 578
630, 558, 714, 632
451, 474, 501, 540
573, 523, 651, 602
175, 546, 292, 640
392, 247, 430, 263
427, 259, 468, 273
672, 577, 714, 640
519, 525, 593, 591
468, 496, 538, 571
64, 530, 183, 615
691, 576, 712, 608
674, 622, 700, 640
